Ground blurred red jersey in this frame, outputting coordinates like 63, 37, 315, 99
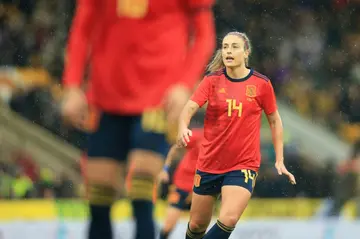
190, 69, 277, 174
63, 0, 215, 114
173, 128, 203, 191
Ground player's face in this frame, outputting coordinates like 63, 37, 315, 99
221, 35, 249, 68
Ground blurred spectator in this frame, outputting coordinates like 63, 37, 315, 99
326, 140, 360, 217
0, 164, 12, 199
54, 173, 75, 198
0, 150, 78, 199
11, 168, 33, 199
13, 150, 38, 182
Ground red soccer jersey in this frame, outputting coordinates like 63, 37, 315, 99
63, 0, 215, 114
173, 128, 203, 191
190, 68, 277, 174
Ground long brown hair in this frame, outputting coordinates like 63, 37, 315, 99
207, 32, 252, 73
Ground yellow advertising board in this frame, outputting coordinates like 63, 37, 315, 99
0, 199, 357, 221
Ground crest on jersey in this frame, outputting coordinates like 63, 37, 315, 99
194, 174, 201, 187
246, 85, 257, 97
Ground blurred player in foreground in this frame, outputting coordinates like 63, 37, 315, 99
326, 140, 360, 217
158, 128, 203, 239
61, 0, 216, 238
177, 32, 296, 239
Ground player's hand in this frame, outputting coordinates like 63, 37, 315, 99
158, 170, 170, 184
61, 87, 88, 129
275, 161, 296, 185
177, 127, 192, 147
164, 84, 191, 122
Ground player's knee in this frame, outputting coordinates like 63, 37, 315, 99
162, 223, 174, 234
188, 219, 208, 232
129, 150, 164, 175
88, 183, 116, 206
218, 213, 240, 228
127, 172, 155, 201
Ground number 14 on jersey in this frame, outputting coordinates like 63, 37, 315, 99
226, 99, 243, 117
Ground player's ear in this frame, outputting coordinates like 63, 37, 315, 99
244, 49, 250, 65
244, 49, 250, 58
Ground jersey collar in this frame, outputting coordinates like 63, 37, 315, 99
224, 68, 253, 82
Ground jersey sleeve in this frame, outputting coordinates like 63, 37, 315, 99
260, 81, 278, 115
190, 76, 211, 107
178, 4, 215, 89
62, 0, 98, 87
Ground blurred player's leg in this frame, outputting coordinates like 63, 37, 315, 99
86, 113, 130, 239
161, 187, 192, 239
125, 110, 171, 239
186, 193, 215, 239
160, 206, 182, 239
86, 160, 124, 239
128, 150, 164, 239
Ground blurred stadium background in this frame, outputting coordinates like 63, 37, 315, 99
0, 0, 360, 238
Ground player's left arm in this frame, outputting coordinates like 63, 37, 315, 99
179, 76, 210, 135
261, 81, 296, 184
158, 145, 181, 184
266, 110, 284, 163
180, 0, 216, 88
164, 145, 182, 169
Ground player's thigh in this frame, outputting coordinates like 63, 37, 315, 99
161, 185, 187, 231
128, 150, 163, 176
190, 170, 223, 230
219, 169, 258, 226
128, 110, 171, 177
87, 112, 132, 188
162, 205, 183, 232
161, 187, 191, 232
219, 186, 251, 226
189, 192, 216, 231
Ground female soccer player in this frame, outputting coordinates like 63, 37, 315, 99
61, 1, 216, 239
158, 128, 203, 239
177, 32, 296, 239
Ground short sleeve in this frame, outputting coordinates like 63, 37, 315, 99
190, 76, 211, 107
186, 0, 215, 11
260, 81, 277, 115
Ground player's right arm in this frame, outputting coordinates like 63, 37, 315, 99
177, 77, 210, 147
63, 0, 98, 88
164, 0, 215, 123
179, 0, 216, 88
61, 0, 98, 126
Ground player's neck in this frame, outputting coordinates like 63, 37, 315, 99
226, 66, 250, 79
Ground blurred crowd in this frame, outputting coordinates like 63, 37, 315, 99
0, 0, 359, 199
0, 150, 75, 199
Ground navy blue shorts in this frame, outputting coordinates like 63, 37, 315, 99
168, 186, 192, 211
193, 169, 258, 196
87, 111, 171, 162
